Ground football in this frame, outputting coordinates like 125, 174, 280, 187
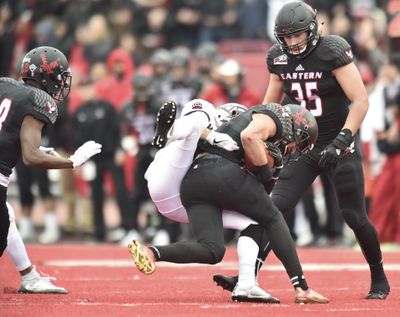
244, 146, 275, 172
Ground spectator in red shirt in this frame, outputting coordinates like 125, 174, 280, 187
201, 58, 260, 108
94, 48, 134, 110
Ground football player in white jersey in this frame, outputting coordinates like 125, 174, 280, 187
145, 99, 256, 230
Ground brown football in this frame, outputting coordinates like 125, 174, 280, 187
244, 146, 275, 172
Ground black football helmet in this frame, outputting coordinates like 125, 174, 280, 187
20, 46, 72, 101
274, 1, 319, 58
279, 104, 318, 163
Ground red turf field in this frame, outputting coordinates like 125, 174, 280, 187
1, 244, 399, 317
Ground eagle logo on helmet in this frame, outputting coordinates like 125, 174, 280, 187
40, 52, 61, 74
293, 108, 309, 125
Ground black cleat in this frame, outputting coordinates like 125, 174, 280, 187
152, 101, 177, 149
365, 277, 390, 300
213, 274, 238, 292
365, 291, 389, 300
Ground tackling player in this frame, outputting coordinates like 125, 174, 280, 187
213, 1, 390, 300
130, 101, 329, 304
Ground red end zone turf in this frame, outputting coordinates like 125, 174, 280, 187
1, 244, 399, 317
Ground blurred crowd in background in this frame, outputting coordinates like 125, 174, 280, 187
0, 0, 399, 249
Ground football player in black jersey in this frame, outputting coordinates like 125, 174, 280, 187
213, 1, 390, 300
0, 47, 101, 271
129, 103, 329, 304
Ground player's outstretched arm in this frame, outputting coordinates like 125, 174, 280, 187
20, 115, 101, 169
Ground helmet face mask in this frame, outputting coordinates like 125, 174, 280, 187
279, 104, 318, 164
274, 1, 319, 58
20, 46, 72, 102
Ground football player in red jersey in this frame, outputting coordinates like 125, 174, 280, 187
213, 1, 390, 300
0, 46, 101, 292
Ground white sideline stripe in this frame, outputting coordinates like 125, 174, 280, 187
43, 260, 400, 271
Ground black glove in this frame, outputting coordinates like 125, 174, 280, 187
265, 142, 283, 168
263, 167, 282, 194
263, 142, 284, 193
319, 128, 354, 170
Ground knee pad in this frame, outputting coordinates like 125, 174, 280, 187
203, 241, 226, 264
342, 208, 368, 230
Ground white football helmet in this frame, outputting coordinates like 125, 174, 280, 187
213, 103, 247, 128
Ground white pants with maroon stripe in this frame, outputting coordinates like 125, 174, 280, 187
146, 100, 255, 231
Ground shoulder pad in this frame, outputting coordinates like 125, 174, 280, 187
252, 103, 292, 141
0, 77, 22, 86
267, 44, 288, 74
318, 35, 353, 70
30, 87, 58, 124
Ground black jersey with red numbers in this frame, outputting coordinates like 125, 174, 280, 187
0, 78, 58, 177
267, 35, 354, 145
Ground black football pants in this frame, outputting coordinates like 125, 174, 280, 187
252, 142, 382, 267
154, 156, 304, 279
0, 186, 9, 257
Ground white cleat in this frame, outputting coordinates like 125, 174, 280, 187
19, 275, 68, 294
232, 283, 280, 303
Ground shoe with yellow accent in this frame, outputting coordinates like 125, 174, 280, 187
295, 288, 329, 304
128, 240, 156, 275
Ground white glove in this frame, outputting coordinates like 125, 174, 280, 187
39, 146, 61, 157
206, 131, 239, 151
69, 141, 102, 168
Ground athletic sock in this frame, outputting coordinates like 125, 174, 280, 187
237, 236, 259, 286
21, 265, 40, 281
6, 221, 32, 271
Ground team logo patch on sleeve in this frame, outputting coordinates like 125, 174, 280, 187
46, 101, 56, 114
345, 49, 353, 60
274, 54, 288, 65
